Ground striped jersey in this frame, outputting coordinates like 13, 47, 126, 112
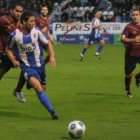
91, 17, 101, 38
9, 27, 49, 67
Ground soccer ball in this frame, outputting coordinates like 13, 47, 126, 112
68, 120, 86, 139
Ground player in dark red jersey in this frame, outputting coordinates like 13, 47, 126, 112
0, 3, 26, 102
35, 5, 54, 64
121, 8, 140, 97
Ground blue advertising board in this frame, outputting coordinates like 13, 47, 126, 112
57, 34, 114, 44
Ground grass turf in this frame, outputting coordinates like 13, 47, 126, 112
0, 44, 140, 140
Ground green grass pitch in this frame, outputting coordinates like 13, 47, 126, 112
0, 44, 140, 140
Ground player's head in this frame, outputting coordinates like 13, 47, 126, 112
11, 2, 24, 20
94, 10, 102, 19
40, 5, 48, 17
21, 11, 35, 30
131, 8, 140, 23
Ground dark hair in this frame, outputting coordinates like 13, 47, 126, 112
11, 2, 24, 9
131, 8, 140, 13
40, 5, 48, 10
20, 11, 34, 22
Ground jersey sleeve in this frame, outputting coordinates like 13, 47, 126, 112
9, 37, 16, 49
0, 16, 7, 25
38, 30, 49, 45
8, 30, 16, 49
121, 26, 130, 37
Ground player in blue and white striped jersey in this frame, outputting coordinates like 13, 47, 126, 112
6, 11, 58, 120
79, 10, 106, 60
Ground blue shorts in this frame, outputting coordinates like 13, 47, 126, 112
88, 31, 103, 45
21, 65, 46, 85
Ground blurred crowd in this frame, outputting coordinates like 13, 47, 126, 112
0, 0, 140, 22
54, 0, 140, 22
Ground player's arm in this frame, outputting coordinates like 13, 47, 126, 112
121, 34, 140, 43
0, 16, 7, 25
63, 22, 82, 34
121, 26, 140, 43
41, 26, 55, 44
92, 24, 101, 29
38, 30, 56, 67
92, 20, 102, 29
47, 41, 56, 67
6, 47, 20, 68
5, 37, 20, 68
63, 21, 81, 27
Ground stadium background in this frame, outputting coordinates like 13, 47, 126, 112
0, 0, 139, 45
0, 1, 140, 140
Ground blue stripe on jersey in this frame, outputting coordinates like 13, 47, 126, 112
10, 30, 16, 37
26, 50, 44, 67
23, 35, 32, 44
14, 44, 22, 62
26, 51, 37, 67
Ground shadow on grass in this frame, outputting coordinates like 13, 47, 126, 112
61, 136, 74, 139
77, 92, 125, 97
0, 110, 50, 121
77, 92, 113, 96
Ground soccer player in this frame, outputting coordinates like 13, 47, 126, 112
121, 8, 140, 97
0, 2, 26, 103
36, 5, 54, 43
6, 11, 58, 119
79, 10, 106, 60
35, 5, 54, 64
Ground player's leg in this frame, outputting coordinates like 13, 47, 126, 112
135, 72, 140, 87
0, 53, 26, 103
0, 68, 9, 80
29, 76, 58, 119
79, 31, 94, 61
80, 44, 91, 61
134, 57, 140, 87
13, 70, 26, 103
124, 55, 137, 97
0, 53, 11, 79
44, 55, 50, 64
95, 39, 106, 59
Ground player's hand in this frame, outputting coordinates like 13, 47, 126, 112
102, 31, 107, 35
49, 56, 56, 68
42, 26, 48, 32
13, 60, 20, 68
135, 36, 140, 43
50, 38, 56, 45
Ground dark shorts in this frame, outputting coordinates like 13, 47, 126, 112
125, 54, 140, 75
0, 52, 14, 71
87, 31, 103, 45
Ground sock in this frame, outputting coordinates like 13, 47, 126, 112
37, 91, 54, 113
97, 45, 103, 54
14, 71, 26, 92
81, 48, 87, 55
125, 76, 131, 91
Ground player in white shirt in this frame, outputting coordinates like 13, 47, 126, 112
6, 11, 58, 120
79, 10, 106, 60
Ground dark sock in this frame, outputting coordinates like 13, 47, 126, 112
81, 48, 87, 55
97, 45, 103, 53
14, 71, 26, 92
125, 76, 131, 91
